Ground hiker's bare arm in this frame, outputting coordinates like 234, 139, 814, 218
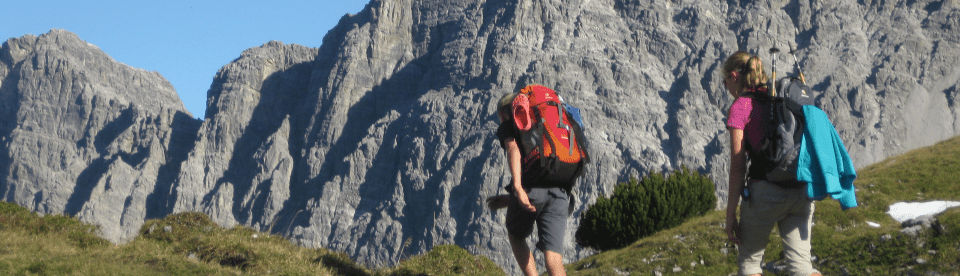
726, 127, 747, 244
505, 137, 536, 212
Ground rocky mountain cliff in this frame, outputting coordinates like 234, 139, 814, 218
2, 0, 959, 273
0, 30, 200, 243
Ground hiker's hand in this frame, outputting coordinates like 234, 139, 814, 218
517, 194, 536, 212
726, 214, 741, 244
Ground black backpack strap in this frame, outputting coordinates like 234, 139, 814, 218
531, 107, 551, 169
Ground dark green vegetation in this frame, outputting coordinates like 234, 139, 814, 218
2, 136, 960, 275
576, 167, 716, 251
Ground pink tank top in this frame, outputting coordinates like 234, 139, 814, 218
726, 96, 767, 152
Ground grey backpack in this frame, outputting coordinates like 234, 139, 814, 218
744, 77, 815, 188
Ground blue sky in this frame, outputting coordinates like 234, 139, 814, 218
1, 0, 370, 118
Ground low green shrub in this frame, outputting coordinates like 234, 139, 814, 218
575, 166, 716, 251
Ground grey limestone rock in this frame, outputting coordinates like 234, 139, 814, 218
0, 30, 200, 243
3, 0, 960, 274
171, 41, 317, 232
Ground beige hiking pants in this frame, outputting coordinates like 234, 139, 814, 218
737, 180, 821, 276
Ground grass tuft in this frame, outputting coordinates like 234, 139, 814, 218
388, 245, 506, 276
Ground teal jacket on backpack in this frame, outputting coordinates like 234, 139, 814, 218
798, 105, 858, 210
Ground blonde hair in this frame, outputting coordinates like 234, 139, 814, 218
722, 51, 768, 97
497, 93, 517, 123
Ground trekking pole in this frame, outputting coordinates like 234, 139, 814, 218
790, 47, 805, 84
790, 28, 806, 84
790, 27, 807, 84
769, 47, 780, 97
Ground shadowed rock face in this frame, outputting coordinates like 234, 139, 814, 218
3, 0, 960, 273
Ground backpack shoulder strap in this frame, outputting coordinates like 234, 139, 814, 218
566, 110, 590, 164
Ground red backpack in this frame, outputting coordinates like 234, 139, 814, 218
512, 85, 589, 190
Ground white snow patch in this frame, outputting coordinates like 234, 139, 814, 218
865, 221, 881, 228
887, 201, 960, 223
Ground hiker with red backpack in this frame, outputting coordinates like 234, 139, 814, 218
492, 85, 588, 276
722, 51, 824, 276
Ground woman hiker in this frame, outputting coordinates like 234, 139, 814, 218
722, 51, 823, 276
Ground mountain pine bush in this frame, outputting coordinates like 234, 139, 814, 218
575, 166, 716, 251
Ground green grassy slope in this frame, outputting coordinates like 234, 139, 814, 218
0, 204, 503, 275
567, 136, 960, 275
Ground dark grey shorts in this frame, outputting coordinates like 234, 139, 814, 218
506, 187, 570, 254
